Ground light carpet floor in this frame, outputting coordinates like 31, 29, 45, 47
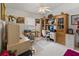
32, 37, 68, 56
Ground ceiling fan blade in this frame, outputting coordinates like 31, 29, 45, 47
45, 8, 52, 12
38, 6, 52, 14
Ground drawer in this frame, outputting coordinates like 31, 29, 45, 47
56, 33, 65, 45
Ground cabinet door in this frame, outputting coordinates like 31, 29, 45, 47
56, 32, 65, 45
65, 34, 75, 48
7, 24, 20, 45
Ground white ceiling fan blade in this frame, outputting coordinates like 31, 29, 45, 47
38, 6, 51, 14
45, 8, 52, 12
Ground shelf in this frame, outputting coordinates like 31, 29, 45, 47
45, 24, 49, 25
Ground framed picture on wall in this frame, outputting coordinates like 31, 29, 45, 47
67, 28, 73, 34
71, 14, 79, 25
35, 19, 40, 23
16, 17, 24, 23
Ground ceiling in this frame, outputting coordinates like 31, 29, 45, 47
6, 3, 62, 15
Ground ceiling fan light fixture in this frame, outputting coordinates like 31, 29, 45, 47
38, 6, 52, 14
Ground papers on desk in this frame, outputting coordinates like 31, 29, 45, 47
20, 34, 30, 41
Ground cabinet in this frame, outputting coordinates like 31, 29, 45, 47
7, 24, 20, 45
40, 17, 49, 37
35, 19, 41, 37
55, 14, 68, 45
65, 34, 75, 49
40, 18, 49, 30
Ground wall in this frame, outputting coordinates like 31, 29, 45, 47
6, 8, 41, 33
49, 3, 79, 45
48, 4, 79, 29
6, 4, 79, 30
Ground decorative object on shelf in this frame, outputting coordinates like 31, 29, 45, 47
48, 14, 53, 19
48, 14, 55, 25
67, 28, 73, 34
49, 18, 55, 25
35, 19, 40, 23
71, 14, 79, 25
8, 15, 16, 23
61, 12, 65, 15
16, 17, 24, 23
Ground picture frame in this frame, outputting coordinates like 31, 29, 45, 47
35, 19, 40, 23
16, 17, 24, 23
71, 14, 79, 25
67, 28, 73, 34
8, 15, 16, 22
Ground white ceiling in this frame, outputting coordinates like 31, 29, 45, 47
6, 3, 79, 17
6, 3, 62, 15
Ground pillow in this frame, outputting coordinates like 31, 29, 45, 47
64, 49, 79, 56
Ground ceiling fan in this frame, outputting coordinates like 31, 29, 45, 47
38, 4, 52, 14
